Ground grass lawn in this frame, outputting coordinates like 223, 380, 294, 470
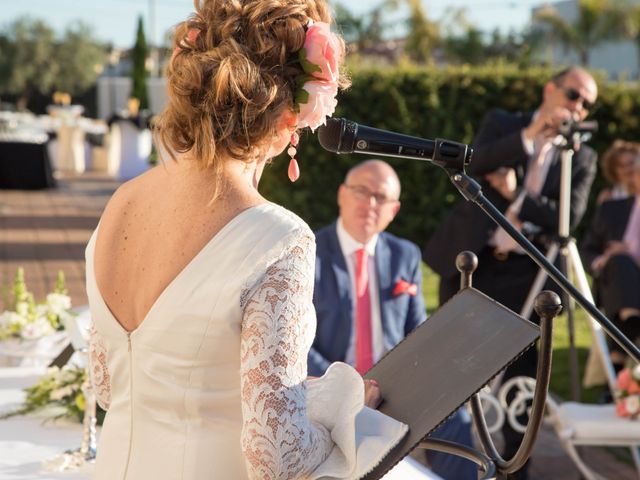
421, 264, 606, 404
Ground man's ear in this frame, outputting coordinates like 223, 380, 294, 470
337, 184, 346, 208
391, 201, 401, 218
542, 81, 556, 102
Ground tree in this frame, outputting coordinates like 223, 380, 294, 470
333, 1, 389, 53
131, 16, 149, 110
53, 21, 107, 95
533, 0, 621, 66
0, 17, 57, 110
0, 17, 106, 110
610, 0, 640, 77
403, 0, 439, 63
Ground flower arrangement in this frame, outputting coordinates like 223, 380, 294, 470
2, 366, 86, 422
615, 364, 640, 419
295, 21, 342, 132
0, 268, 72, 341
0, 365, 105, 424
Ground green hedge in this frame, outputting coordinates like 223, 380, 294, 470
260, 64, 640, 247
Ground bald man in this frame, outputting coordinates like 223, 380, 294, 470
309, 160, 475, 480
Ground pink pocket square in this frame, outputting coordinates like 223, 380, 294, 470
392, 279, 418, 297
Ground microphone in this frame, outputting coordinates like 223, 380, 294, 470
317, 117, 472, 171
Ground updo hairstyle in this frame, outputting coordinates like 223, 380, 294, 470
155, 0, 346, 178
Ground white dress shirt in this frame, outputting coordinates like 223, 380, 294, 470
336, 218, 386, 366
489, 116, 555, 254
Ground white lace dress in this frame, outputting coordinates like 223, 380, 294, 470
86, 203, 406, 480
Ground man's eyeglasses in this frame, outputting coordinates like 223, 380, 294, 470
561, 87, 595, 111
344, 184, 397, 205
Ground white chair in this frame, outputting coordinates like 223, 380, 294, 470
114, 120, 151, 180
55, 124, 87, 174
493, 376, 640, 479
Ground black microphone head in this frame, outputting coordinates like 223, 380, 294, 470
317, 117, 357, 153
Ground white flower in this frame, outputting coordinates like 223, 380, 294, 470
20, 317, 55, 340
60, 368, 78, 384
0, 311, 26, 328
50, 385, 74, 401
15, 301, 30, 318
35, 304, 48, 317
624, 395, 640, 416
46, 293, 71, 315
632, 364, 640, 382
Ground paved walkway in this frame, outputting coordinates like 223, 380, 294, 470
0, 173, 637, 479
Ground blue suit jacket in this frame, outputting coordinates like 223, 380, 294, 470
308, 223, 427, 376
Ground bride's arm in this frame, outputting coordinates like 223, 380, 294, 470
88, 323, 111, 410
240, 230, 332, 480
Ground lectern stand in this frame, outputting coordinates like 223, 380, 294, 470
363, 252, 562, 480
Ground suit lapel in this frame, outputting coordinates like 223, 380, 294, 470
375, 234, 392, 341
328, 225, 354, 347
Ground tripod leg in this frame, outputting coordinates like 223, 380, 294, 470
567, 242, 617, 393
560, 248, 581, 401
520, 244, 560, 320
489, 245, 559, 394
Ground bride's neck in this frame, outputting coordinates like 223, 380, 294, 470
167, 154, 265, 204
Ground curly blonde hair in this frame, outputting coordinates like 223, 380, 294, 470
155, 0, 347, 182
601, 139, 640, 184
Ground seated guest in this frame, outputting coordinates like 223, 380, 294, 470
596, 140, 639, 205
582, 153, 640, 371
309, 159, 476, 480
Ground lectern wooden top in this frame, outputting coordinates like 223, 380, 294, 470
363, 287, 540, 479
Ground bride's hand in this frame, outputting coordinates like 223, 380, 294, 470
364, 379, 382, 409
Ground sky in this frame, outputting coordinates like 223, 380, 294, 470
0, 0, 545, 48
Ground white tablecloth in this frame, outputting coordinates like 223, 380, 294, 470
0, 367, 440, 480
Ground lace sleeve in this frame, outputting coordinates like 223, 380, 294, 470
88, 323, 111, 410
240, 230, 332, 480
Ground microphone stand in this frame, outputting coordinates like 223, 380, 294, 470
439, 164, 640, 364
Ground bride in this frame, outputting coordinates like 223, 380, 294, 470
86, 1, 407, 479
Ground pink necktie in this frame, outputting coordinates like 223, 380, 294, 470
623, 197, 640, 265
355, 248, 373, 375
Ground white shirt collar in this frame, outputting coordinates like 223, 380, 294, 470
336, 218, 378, 258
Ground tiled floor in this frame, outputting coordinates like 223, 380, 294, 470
0, 173, 118, 310
0, 173, 637, 479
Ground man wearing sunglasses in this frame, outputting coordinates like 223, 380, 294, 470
424, 66, 598, 479
309, 160, 476, 480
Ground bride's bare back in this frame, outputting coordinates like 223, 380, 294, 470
93, 161, 264, 333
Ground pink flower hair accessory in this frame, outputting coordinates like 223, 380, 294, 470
173, 28, 200, 56
294, 21, 342, 132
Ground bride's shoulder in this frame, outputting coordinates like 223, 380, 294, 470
253, 203, 313, 239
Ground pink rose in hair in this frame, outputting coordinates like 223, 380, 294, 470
296, 80, 338, 132
301, 22, 342, 82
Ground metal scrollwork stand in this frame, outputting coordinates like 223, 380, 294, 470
415, 252, 561, 479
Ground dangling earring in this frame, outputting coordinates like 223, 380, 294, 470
287, 131, 300, 182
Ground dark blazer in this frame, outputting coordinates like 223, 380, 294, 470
308, 223, 427, 377
581, 197, 636, 272
424, 108, 597, 279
